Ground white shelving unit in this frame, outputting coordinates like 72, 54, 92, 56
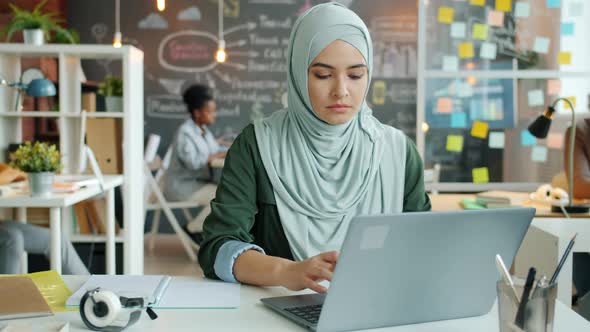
0, 44, 144, 274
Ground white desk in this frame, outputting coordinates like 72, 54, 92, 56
430, 194, 590, 308
3, 275, 589, 331
0, 176, 123, 274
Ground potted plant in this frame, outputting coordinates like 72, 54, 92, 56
2, 0, 76, 45
10, 142, 62, 197
99, 76, 124, 112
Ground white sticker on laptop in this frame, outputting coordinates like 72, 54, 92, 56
360, 225, 390, 250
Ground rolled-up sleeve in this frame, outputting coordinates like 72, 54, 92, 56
214, 240, 265, 283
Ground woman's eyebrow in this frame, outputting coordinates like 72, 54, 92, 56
310, 62, 367, 69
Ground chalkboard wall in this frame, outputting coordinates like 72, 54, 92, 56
68, 0, 417, 153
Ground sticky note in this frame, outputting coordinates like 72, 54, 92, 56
547, 0, 560, 8
472, 167, 490, 183
443, 56, 459, 71
470, 0, 485, 6
533, 37, 550, 54
472, 23, 488, 40
459, 42, 475, 59
547, 133, 564, 149
515, 2, 531, 17
569, 2, 584, 17
558, 52, 571, 65
564, 96, 576, 109
437, 97, 453, 113
480, 42, 498, 59
471, 121, 489, 139
561, 23, 575, 36
451, 22, 466, 39
528, 89, 544, 107
489, 132, 505, 149
532, 146, 548, 162
496, 0, 512, 12
451, 112, 467, 128
457, 82, 474, 97
547, 79, 561, 95
488, 10, 505, 26
521, 130, 536, 146
438, 7, 454, 24
447, 135, 464, 152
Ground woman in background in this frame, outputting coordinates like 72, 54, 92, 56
163, 84, 228, 244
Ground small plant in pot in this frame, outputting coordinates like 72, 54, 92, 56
99, 75, 124, 112
2, 0, 76, 45
10, 142, 62, 197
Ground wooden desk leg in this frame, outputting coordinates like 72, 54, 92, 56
17, 208, 27, 273
106, 188, 116, 275
49, 207, 62, 274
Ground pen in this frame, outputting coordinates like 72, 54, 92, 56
495, 254, 519, 304
530, 275, 548, 299
515, 267, 536, 328
549, 233, 577, 285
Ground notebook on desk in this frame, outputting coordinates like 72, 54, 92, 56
0, 277, 53, 320
66, 275, 240, 309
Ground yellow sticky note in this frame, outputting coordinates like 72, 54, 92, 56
558, 52, 572, 65
458, 42, 475, 59
5, 270, 75, 313
446, 135, 464, 152
470, 0, 485, 6
471, 120, 489, 139
496, 0, 512, 12
564, 96, 576, 109
437, 97, 453, 113
472, 167, 490, 183
438, 6, 454, 24
472, 23, 488, 40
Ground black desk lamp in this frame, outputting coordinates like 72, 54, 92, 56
528, 97, 590, 214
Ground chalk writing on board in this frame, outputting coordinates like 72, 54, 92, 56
158, 30, 219, 72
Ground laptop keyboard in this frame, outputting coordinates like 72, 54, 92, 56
285, 304, 323, 324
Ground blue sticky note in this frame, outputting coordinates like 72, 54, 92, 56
451, 112, 467, 128
547, 0, 560, 8
561, 23, 574, 36
521, 130, 536, 146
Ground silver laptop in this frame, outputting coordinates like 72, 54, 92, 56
261, 208, 534, 332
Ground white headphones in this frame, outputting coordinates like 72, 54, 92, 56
80, 288, 158, 332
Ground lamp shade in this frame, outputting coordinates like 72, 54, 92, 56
26, 78, 56, 97
528, 106, 556, 139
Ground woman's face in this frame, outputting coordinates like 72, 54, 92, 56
193, 100, 217, 125
307, 40, 368, 125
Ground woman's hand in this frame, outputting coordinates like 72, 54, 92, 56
278, 251, 339, 293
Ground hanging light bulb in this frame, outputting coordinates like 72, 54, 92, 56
113, 31, 122, 48
422, 122, 430, 133
216, 40, 227, 63
157, 0, 166, 12
112, 0, 122, 48
215, 0, 227, 63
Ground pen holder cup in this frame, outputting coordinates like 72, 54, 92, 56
497, 281, 557, 332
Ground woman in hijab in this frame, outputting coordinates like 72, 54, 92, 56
198, 3, 431, 293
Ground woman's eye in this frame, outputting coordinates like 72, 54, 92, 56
349, 73, 364, 80
314, 73, 331, 79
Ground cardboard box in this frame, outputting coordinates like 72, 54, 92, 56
82, 92, 96, 112
86, 118, 123, 174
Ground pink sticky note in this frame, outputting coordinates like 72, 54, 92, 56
547, 80, 561, 95
547, 133, 564, 149
487, 10, 505, 27
437, 97, 453, 113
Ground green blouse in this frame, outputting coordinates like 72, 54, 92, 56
198, 124, 431, 279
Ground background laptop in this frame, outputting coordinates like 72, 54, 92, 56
261, 208, 535, 332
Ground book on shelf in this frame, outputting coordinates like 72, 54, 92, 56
73, 198, 119, 235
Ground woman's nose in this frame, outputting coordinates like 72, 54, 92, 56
332, 79, 349, 98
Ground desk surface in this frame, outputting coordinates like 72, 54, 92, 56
429, 193, 590, 218
4, 276, 588, 331
0, 176, 123, 208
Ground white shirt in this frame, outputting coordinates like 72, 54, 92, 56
163, 119, 227, 201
